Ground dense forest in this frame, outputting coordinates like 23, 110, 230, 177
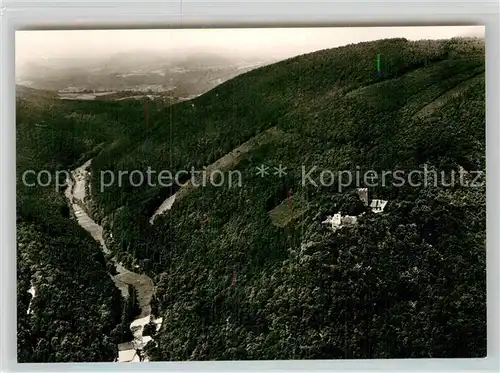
17, 37, 486, 361
16, 95, 140, 362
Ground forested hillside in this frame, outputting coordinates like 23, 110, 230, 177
17, 37, 486, 360
16, 96, 142, 362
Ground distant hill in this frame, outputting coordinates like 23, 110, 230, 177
17, 37, 486, 361
15, 51, 273, 94
16, 84, 56, 100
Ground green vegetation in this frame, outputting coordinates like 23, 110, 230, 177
269, 195, 309, 228
17, 220, 120, 362
17, 37, 486, 361
16, 95, 149, 362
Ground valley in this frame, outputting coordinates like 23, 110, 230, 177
16, 35, 486, 362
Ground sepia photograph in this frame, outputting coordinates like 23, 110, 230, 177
16, 25, 486, 363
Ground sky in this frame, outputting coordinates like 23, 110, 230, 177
16, 26, 484, 65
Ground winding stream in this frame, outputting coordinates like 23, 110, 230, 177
64, 160, 161, 362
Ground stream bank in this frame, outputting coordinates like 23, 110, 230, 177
64, 159, 161, 362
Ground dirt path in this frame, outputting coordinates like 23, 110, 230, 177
150, 126, 283, 223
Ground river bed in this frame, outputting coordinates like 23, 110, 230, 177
64, 159, 160, 362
